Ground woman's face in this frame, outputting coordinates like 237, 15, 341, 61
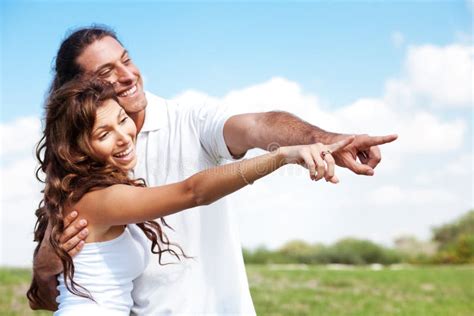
89, 99, 137, 171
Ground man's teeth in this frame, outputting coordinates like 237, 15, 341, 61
119, 85, 137, 97
114, 146, 133, 158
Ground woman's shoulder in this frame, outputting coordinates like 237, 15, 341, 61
72, 184, 128, 216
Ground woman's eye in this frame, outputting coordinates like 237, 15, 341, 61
99, 132, 109, 140
123, 58, 131, 64
120, 117, 128, 124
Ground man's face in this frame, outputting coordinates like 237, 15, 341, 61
76, 36, 147, 115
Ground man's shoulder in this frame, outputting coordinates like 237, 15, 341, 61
145, 91, 167, 106
146, 91, 184, 112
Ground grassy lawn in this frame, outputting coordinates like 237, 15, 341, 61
1, 265, 473, 315
248, 264, 474, 316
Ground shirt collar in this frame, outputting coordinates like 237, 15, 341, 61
140, 91, 168, 133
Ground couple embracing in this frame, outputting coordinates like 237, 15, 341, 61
28, 26, 397, 315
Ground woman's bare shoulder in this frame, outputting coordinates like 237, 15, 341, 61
72, 185, 127, 216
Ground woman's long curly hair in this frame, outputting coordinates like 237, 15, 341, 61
26, 79, 184, 306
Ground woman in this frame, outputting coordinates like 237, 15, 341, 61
27, 78, 353, 314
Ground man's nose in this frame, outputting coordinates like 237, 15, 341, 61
116, 64, 134, 84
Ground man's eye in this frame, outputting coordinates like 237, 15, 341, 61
123, 58, 131, 64
99, 69, 112, 77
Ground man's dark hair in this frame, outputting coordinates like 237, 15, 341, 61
50, 25, 120, 93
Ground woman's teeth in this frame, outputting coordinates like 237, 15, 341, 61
114, 145, 133, 158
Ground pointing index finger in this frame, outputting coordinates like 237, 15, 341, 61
365, 134, 398, 147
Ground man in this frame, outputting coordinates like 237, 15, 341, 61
30, 26, 397, 314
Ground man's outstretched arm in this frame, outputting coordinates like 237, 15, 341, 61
224, 111, 397, 175
28, 212, 88, 310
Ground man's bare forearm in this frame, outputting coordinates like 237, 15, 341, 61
224, 110, 397, 175
225, 111, 342, 156
252, 111, 341, 148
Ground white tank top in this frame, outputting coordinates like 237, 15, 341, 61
55, 225, 149, 315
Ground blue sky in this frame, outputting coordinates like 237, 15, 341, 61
1, 1, 470, 120
1, 1, 472, 266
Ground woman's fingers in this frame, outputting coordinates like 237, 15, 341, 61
327, 135, 355, 153
300, 149, 317, 180
310, 145, 326, 181
328, 174, 339, 184
323, 153, 336, 182
288, 138, 357, 183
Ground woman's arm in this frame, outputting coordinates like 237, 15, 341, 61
79, 139, 353, 226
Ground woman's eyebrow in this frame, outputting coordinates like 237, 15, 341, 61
93, 109, 123, 134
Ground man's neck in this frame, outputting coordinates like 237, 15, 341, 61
130, 110, 146, 133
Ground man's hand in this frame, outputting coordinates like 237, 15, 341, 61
330, 134, 398, 176
59, 211, 89, 259
35, 211, 89, 277
29, 211, 89, 311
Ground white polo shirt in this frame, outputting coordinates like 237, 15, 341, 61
130, 92, 255, 315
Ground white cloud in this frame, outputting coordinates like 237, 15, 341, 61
415, 153, 474, 185
0, 117, 41, 159
1, 122, 41, 268
368, 185, 457, 206
397, 112, 466, 153
386, 44, 474, 108
1, 117, 43, 267
407, 44, 473, 106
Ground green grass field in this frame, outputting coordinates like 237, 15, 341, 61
1, 265, 473, 315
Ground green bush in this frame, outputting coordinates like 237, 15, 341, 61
243, 238, 402, 265
243, 210, 474, 266
431, 210, 474, 264
243, 246, 290, 264
432, 210, 474, 251
432, 233, 474, 264
320, 238, 401, 265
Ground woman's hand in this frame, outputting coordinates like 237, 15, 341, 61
279, 136, 355, 183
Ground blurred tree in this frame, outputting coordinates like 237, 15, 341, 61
394, 235, 438, 263
278, 240, 325, 264
432, 210, 474, 250
432, 210, 474, 263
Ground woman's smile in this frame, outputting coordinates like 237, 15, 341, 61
90, 99, 138, 171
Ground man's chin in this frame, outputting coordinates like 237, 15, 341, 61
120, 96, 147, 113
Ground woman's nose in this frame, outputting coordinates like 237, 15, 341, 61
116, 130, 129, 145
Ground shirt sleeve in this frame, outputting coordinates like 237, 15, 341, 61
190, 102, 240, 162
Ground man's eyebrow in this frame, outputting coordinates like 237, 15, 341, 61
93, 108, 125, 134
95, 50, 129, 74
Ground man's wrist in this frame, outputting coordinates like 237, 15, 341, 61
311, 131, 344, 145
